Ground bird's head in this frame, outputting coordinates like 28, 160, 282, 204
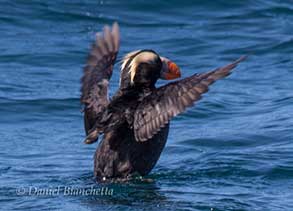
120, 50, 181, 89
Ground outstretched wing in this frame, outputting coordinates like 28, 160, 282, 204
81, 22, 120, 134
133, 56, 246, 142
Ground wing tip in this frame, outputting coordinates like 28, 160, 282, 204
234, 55, 248, 64
215, 55, 247, 76
111, 22, 120, 51
112, 21, 119, 29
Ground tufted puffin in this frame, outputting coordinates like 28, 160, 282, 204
80, 22, 245, 181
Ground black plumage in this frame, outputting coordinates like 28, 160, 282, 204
80, 22, 245, 181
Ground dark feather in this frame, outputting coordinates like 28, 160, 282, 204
133, 56, 246, 142
80, 22, 120, 136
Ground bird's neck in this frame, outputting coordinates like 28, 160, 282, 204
112, 85, 154, 102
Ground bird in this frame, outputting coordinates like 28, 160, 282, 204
80, 22, 245, 181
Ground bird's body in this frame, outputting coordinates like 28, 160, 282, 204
89, 86, 169, 179
94, 121, 169, 179
80, 23, 245, 181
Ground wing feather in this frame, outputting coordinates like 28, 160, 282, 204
133, 56, 246, 142
80, 22, 120, 135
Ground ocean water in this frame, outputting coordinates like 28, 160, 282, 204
0, 0, 293, 210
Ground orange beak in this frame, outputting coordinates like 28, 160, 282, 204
160, 57, 181, 80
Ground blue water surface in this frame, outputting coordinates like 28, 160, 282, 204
0, 0, 293, 210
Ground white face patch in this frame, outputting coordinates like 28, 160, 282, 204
120, 50, 158, 84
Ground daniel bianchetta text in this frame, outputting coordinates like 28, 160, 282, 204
16, 186, 114, 196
